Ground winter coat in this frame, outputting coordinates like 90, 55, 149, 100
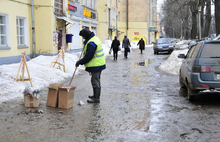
111, 39, 120, 52
122, 37, 131, 49
137, 39, 145, 50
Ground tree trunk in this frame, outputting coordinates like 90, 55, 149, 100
215, 0, 220, 35
190, 1, 198, 39
204, 0, 212, 37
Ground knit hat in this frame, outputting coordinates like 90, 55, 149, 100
79, 28, 92, 39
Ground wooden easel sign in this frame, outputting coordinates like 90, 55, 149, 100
50, 46, 65, 72
14, 51, 33, 87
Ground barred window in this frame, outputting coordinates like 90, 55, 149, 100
55, 0, 63, 15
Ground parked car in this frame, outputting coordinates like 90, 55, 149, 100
178, 40, 220, 101
170, 38, 177, 47
153, 38, 174, 54
187, 39, 199, 46
212, 34, 220, 40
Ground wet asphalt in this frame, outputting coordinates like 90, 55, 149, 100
1, 47, 220, 142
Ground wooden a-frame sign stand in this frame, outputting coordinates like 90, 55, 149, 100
14, 52, 33, 87
50, 46, 65, 72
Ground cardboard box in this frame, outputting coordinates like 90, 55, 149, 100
24, 94, 41, 107
58, 85, 76, 109
46, 84, 63, 107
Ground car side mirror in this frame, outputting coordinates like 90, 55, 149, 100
178, 54, 186, 59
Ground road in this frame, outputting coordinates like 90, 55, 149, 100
1, 47, 220, 142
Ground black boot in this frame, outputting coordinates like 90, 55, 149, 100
88, 87, 96, 99
87, 87, 101, 103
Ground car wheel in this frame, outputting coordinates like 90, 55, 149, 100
154, 50, 156, 54
179, 73, 186, 89
156, 51, 159, 55
187, 86, 195, 101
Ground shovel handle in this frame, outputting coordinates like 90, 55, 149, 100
69, 47, 84, 85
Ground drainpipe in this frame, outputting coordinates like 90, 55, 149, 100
126, 0, 128, 36
31, 0, 36, 58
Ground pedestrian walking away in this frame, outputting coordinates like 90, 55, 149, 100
111, 36, 120, 60
122, 35, 131, 58
137, 38, 145, 54
75, 28, 106, 103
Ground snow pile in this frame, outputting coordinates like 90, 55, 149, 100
159, 49, 188, 75
0, 39, 188, 103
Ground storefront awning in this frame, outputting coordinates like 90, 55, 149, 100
55, 16, 74, 24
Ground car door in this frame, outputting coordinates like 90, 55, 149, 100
181, 46, 196, 84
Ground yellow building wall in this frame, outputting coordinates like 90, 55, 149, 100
34, 0, 56, 55
97, 0, 108, 42
0, 0, 32, 57
120, 22, 148, 43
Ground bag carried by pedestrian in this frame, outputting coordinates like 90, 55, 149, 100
127, 47, 130, 52
118, 46, 121, 51
129, 47, 132, 53
109, 49, 112, 55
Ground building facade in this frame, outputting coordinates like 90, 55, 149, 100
119, 0, 150, 44
0, 0, 72, 65
68, 0, 98, 50
97, 0, 121, 42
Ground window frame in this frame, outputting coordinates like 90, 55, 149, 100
16, 16, 28, 49
0, 13, 10, 50
54, 0, 63, 15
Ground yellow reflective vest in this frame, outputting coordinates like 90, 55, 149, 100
83, 36, 106, 67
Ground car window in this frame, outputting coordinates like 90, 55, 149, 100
191, 42, 202, 59
157, 38, 171, 44
200, 43, 220, 58
186, 46, 196, 59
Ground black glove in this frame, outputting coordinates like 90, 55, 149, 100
75, 61, 80, 67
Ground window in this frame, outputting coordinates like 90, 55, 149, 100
91, 0, 93, 9
0, 15, 6, 46
118, 12, 120, 21
94, 0, 97, 10
55, 0, 63, 15
16, 18, 25, 45
86, 0, 89, 7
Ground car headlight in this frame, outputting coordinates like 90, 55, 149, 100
169, 45, 174, 47
157, 46, 162, 48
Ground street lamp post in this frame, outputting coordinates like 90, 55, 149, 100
198, 5, 202, 40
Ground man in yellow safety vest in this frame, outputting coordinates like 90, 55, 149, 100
75, 28, 106, 103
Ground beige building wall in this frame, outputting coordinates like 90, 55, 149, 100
119, 0, 149, 44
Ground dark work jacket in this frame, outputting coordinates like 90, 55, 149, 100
137, 39, 145, 50
111, 39, 120, 52
78, 33, 106, 72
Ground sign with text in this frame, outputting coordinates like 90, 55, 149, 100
68, 4, 77, 12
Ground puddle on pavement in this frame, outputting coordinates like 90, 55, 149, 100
132, 59, 153, 66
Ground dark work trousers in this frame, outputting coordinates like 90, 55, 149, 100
124, 48, 129, 58
113, 50, 118, 60
90, 71, 101, 88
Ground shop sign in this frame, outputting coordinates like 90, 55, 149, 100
84, 8, 91, 18
68, 4, 77, 12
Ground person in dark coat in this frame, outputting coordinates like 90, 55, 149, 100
122, 35, 131, 58
137, 38, 145, 54
111, 36, 120, 60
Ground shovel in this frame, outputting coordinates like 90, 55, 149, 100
69, 47, 84, 85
